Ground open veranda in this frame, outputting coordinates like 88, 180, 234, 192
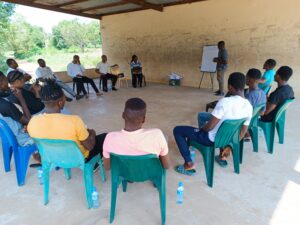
0, 83, 299, 225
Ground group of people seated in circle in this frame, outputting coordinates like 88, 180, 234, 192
5, 54, 144, 102
0, 56, 295, 181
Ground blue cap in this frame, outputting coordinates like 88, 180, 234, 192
178, 182, 183, 187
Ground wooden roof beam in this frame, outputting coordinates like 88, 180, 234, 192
3, 0, 100, 19
122, 0, 163, 12
55, 0, 90, 8
81, 2, 128, 12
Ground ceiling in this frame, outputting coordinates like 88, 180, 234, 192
3, 0, 206, 19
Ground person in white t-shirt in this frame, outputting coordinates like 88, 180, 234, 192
95, 55, 118, 92
6, 58, 32, 82
67, 55, 101, 98
36, 59, 83, 101
173, 72, 253, 175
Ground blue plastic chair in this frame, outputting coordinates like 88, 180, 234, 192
33, 138, 106, 209
0, 118, 37, 186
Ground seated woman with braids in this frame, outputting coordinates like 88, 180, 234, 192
28, 79, 107, 166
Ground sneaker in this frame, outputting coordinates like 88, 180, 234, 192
214, 90, 220, 94
76, 95, 84, 100
66, 97, 73, 102
112, 87, 118, 91
93, 163, 100, 172
103, 88, 108, 92
215, 92, 225, 96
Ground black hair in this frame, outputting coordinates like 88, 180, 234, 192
125, 98, 146, 111
264, 59, 276, 69
7, 70, 24, 83
218, 41, 225, 46
246, 68, 261, 80
228, 72, 246, 91
131, 55, 137, 62
41, 79, 64, 102
6, 58, 15, 66
277, 66, 293, 81
37, 58, 44, 63
124, 98, 146, 124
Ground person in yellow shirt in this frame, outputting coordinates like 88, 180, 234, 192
27, 79, 107, 164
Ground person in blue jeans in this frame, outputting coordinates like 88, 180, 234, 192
173, 72, 253, 175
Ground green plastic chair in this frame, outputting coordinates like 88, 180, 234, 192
258, 98, 294, 154
33, 138, 106, 209
240, 104, 266, 163
189, 119, 246, 187
109, 153, 166, 225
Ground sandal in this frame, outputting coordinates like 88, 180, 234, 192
29, 163, 42, 168
175, 165, 196, 176
215, 156, 228, 168
244, 137, 251, 142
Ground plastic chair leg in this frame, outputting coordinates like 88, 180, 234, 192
122, 180, 127, 192
276, 120, 285, 144
43, 168, 50, 205
232, 143, 240, 174
201, 148, 215, 187
83, 168, 93, 209
239, 140, 244, 164
110, 182, 118, 223
261, 124, 275, 154
2, 145, 12, 172
250, 127, 259, 152
64, 168, 71, 180
99, 159, 106, 182
158, 186, 166, 225
14, 147, 35, 186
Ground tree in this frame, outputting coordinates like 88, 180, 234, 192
86, 21, 101, 47
0, 2, 15, 72
51, 19, 101, 52
5, 15, 46, 59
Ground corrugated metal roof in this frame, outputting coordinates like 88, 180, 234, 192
4, 0, 207, 19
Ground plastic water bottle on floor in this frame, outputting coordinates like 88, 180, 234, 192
176, 182, 184, 204
37, 167, 43, 185
190, 147, 196, 163
107, 80, 112, 91
92, 186, 99, 208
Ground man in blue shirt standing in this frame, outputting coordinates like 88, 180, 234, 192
213, 41, 228, 96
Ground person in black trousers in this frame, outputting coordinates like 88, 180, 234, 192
67, 55, 101, 98
130, 55, 143, 88
95, 55, 118, 92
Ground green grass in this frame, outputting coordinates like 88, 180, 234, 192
26, 47, 102, 71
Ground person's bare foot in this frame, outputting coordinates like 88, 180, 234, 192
96, 92, 103, 97
33, 152, 41, 163
184, 161, 195, 170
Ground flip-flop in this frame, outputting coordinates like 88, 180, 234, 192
215, 156, 228, 168
244, 137, 251, 142
29, 163, 42, 168
175, 165, 196, 176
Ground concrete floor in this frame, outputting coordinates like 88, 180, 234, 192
0, 83, 300, 225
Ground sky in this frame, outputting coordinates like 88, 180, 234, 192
15, 5, 98, 33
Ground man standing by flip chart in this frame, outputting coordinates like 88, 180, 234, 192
213, 41, 228, 96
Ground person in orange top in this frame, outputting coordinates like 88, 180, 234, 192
27, 79, 107, 164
